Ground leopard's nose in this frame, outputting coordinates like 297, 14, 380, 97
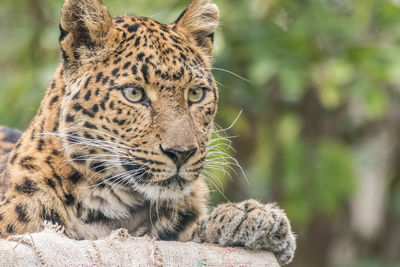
160, 145, 197, 169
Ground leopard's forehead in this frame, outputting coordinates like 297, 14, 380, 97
110, 15, 211, 77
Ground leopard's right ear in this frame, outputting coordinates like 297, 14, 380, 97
60, 0, 113, 65
174, 0, 219, 56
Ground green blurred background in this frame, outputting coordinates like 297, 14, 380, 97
1, 0, 400, 266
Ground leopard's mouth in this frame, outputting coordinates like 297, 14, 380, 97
154, 174, 188, 187
120, 155, 198, 184
121, 162, 152, 183
120, 161, 190, 187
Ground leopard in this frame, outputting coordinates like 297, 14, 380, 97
0, 0, 296, 264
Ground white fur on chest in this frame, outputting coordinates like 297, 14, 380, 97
79, 183, 144, 221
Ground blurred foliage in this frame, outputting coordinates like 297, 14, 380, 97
1, 0, 400, 266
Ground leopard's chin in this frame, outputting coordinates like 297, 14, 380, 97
134, 174, 194, 202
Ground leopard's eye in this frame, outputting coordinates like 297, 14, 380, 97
123, 86, 145, 103
188, 87, 206, 104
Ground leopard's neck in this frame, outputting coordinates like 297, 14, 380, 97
3, 64, 82, 198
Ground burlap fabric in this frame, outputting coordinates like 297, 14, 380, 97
0, 223, 279, 266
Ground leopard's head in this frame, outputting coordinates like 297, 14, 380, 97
58, 0, 219, 200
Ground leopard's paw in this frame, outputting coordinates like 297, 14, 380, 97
205, 199, 296, 265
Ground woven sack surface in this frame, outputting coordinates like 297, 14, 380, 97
0, 223, 279, 267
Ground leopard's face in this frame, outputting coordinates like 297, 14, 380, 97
58, 2, 219, 201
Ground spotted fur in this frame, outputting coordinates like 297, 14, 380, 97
0, 0, 295, 264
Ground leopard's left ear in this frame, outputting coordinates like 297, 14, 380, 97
175, 0, 219, 55
60, 0, 113, 65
